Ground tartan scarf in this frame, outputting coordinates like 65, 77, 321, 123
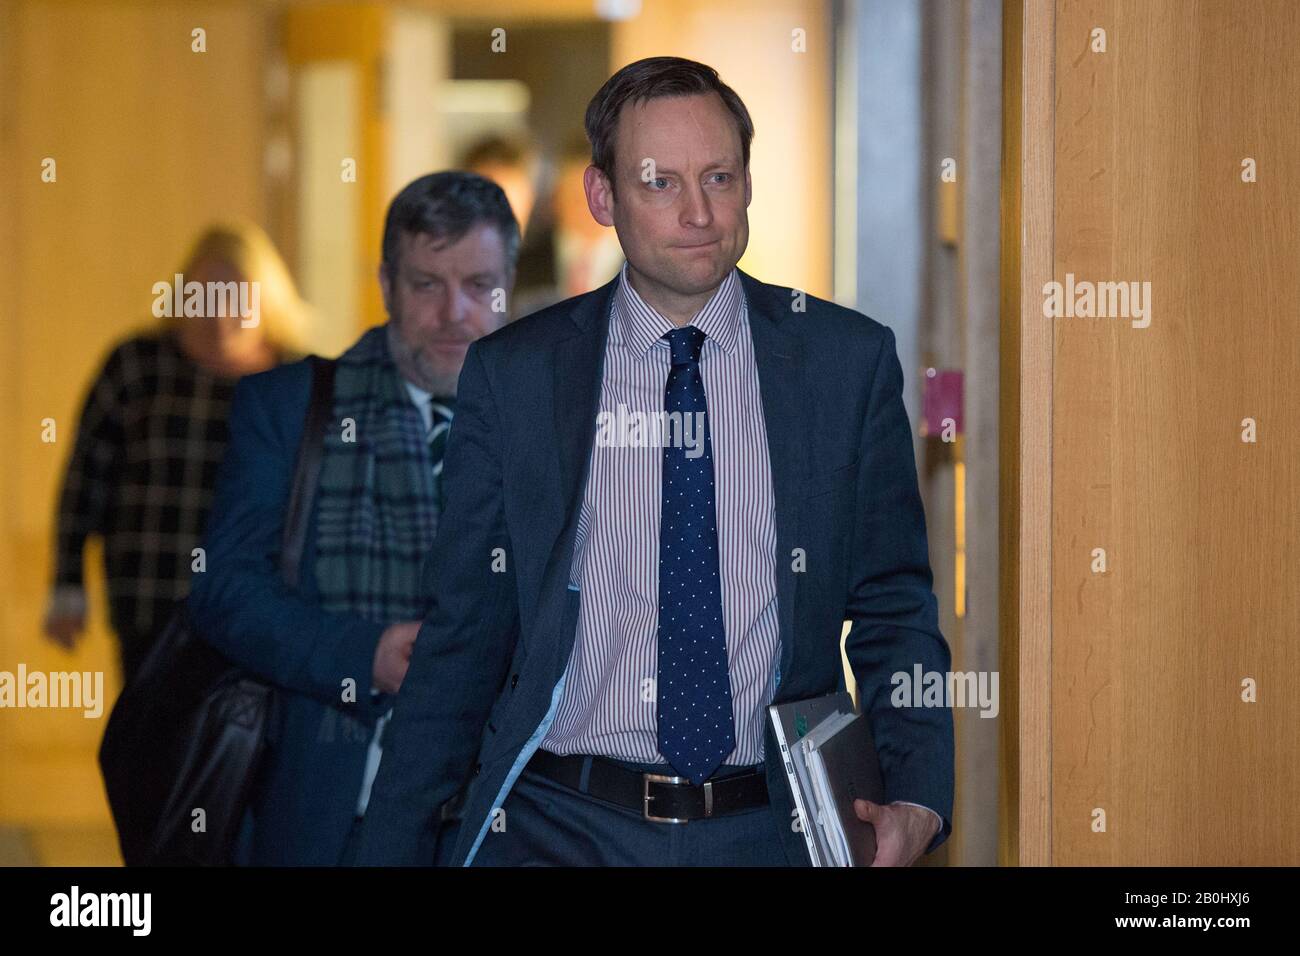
314, 324, 439, 623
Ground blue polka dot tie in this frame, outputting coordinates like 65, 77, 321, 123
657, 325, 735, 784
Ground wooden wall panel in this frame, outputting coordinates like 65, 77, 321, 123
1051, 0, 1300, 864
0, 0, 268, 827
1000, 0, 1055, 868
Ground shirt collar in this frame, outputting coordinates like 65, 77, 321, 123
610, 261, 744, 357
403, 378, 431, 404
401, 377, 454, 421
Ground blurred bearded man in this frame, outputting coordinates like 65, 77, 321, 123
189, 171, 517, 865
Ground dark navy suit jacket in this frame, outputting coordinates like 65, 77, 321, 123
356, 269, 955, 866
187, 357, 391, 866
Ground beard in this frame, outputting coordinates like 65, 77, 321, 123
385, 320, 460, 396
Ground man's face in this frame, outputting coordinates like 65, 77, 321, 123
379, 224, 512, 395
585, 92, 751, 305
182, 257, 263, 358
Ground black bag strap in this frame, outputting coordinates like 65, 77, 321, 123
279, 355, 337, 588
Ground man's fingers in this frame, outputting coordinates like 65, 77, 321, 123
854, 798, 882, 823
868, 832, 902, 867
855, 800, 911, 867
43, 615, 84, 648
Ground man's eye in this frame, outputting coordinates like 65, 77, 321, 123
648, 177, 670, 190
709, 172, 731, 184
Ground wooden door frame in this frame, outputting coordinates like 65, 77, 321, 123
998, 0, 1054, 867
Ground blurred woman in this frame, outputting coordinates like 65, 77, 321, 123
43, 221, 314, 684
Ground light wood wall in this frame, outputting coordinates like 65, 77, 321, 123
0, 0, 270, 829
1004, 0, 1300, 865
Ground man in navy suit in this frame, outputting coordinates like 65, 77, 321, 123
187, 172, 518, 864
358, 57, 953, 867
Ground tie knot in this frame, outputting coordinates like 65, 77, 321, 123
663, 326, 707, 367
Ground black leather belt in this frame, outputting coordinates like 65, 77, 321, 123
526, 749, 769, 823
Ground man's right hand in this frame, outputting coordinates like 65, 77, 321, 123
372, 620, 422, 694
43, 613, 85, 650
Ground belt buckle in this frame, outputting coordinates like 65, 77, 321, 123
643, 772, 707, 824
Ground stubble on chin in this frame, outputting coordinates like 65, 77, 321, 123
386, 321, 457, 396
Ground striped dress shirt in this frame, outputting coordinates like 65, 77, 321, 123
540, 264, 780, 766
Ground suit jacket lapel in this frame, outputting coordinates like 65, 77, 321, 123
738, 270, 808, 688
551, 275, 618, 563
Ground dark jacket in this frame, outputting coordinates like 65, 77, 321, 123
187, 357, 390, 866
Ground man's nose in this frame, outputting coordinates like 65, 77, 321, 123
680, 181, 713, 229
447, 286, 476, 326
430, 286, 470, 329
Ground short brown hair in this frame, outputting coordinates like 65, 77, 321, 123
381, 171, 520, 280
583, 56, 755, 192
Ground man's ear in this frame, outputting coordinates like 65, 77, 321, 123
500, 269, 517, 313
584, 164, 616, 227
378, 262, 394, 316
744, 166, 752, 208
